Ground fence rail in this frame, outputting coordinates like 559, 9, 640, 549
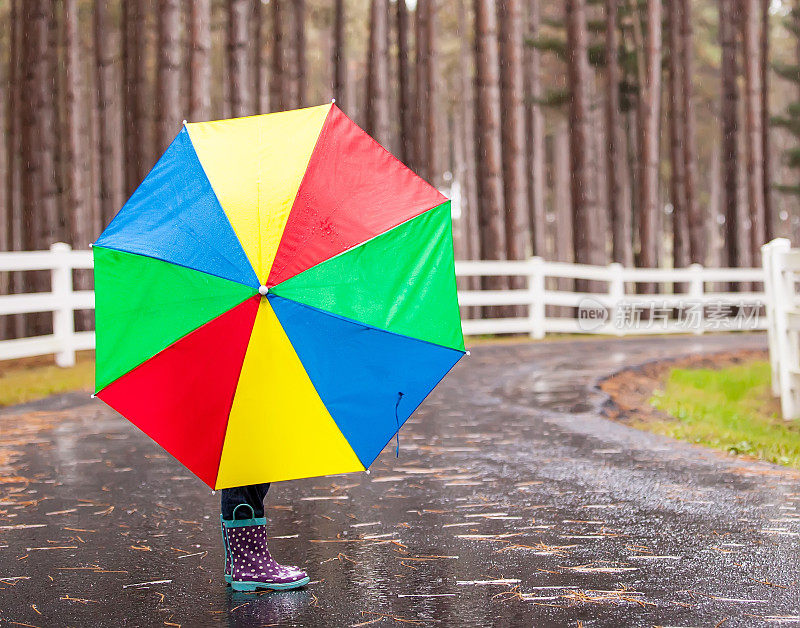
0, 245, 768, 367
456, 258, 765, 338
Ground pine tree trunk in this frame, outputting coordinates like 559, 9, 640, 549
66, 0, 93, 331
719, 0, 741, 267
83, 19, 101, 240
396, 0, 414, 165
680, 0, 702, 263
605, 0, 631, 266
708, 144, 723, 266
253, 0, 265, 113
228, 0, 250, 117
554, 117, 575, 300
525, 0, 546, 257
293, 0, 306, 107
49, 3, 65, 238
415, 0, 429, 179
761, 0, 772, 241
5, 0, 21, 337
452, 107, 469, 264
156, 0, 181, 153
736, 111, 752, 267
20, 0, 37, 248
720, 0, 739, 271
64, 0, 86, 248
189, 0, 211, 121
457, 0, 479, 270
473, 0, 507, 302
498, 0, 530, 270
94, 0, 123, 226
122, 0, 148, 195
0, 15, 6, 339
283, 1, 298, 108
20, 1, 47, 333
424, 0, 439, 184
270, 0, 285, 111
590, 73, 610, 268
743, 0, 765, 262
366, 0, 391, 147
6, 0, 21, 257
566, 0, 600, 286
332, 0, 346, 106
667, 0, 688, 270
637, 0, 662, 275
36, 1, 59, 246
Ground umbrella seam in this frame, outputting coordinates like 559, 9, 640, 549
95, 294, 260, 395
268, 293, 466, 355
270, 200, 453, 290
263, 296, 369, 471
92, 244, 261, 292
212, 297, 261, 489
266, 103, 336, 285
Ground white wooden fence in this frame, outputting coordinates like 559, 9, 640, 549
762, 238, 800, 419
456, 258, 765, 337
0, 243, 94, 367
0, 244, 767, 369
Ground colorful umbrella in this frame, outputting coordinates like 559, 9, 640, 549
92, 103, 465, 489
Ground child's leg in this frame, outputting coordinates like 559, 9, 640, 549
219, 482, 309, 591
220, 483, 270, 519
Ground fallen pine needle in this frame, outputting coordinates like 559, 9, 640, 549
357, 611, 424, 625
321, 553, 357, 565
60, 595, 99, 604
176, 551, 206, 559
749, 577, 788, 589
123, 579, 172, 588
350, 619, 383, 627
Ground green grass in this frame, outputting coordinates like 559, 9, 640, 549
0, 353, 94, 407
646, 360, 800, 469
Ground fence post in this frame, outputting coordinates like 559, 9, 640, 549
689, 263, 704, 335
762, 239, 790, 398
528, 256, 545, 339
773, 245, 800, 419
608, 263, 624, 336
51, 242, 76, 367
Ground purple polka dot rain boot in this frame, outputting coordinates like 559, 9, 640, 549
222, 504, 310, 592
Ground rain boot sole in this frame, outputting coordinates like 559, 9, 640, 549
230, 576, 310, 592
225, 575, 232, 585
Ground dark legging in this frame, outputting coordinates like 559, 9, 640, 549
221, 483, 270, 520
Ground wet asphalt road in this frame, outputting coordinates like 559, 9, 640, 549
0, 333, 798, 627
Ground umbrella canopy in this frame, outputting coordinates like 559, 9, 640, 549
92, 103, 465, 489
